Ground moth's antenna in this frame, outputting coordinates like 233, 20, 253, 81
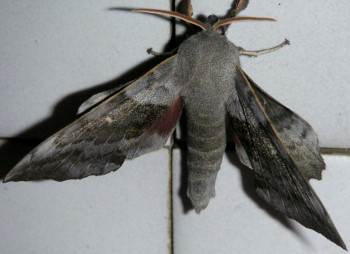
212, 16, 276, 30
133, 8, 207, 30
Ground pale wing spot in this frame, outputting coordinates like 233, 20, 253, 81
105, 116, 114, 123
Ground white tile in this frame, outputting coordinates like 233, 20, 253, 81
174, 0, 350, 147
0, 0, 172, 138
172, 149, 350, 253
0, 147, 171, 254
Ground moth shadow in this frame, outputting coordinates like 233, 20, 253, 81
178, 142, 193, 212
0, 54, 168, 180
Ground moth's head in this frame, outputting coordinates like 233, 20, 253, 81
205, 15, 226, 35
132, 5, 275, 37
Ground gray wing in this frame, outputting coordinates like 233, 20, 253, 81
227, 66, 346, 249
5, 55, 183, 182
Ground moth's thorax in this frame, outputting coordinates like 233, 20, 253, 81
178, 30, 240, 114
178, 30, 240, 72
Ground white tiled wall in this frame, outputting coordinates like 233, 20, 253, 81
0, 1, 349, 253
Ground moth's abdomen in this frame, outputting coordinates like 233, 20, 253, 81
186, 112, 226, 213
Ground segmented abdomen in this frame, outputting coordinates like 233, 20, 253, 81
186, 110, 226, 212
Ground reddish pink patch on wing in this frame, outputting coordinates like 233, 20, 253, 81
148, 97, 183, 137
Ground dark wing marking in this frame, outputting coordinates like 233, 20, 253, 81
227, 66, 346, 249
5, 55, 182, 182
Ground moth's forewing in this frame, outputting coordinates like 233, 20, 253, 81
227, 66, 346, 249
4, 55, 183, 182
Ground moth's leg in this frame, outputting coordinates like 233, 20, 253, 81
147, 47, 178, 56
239, 39, 290, 57
232, 0, 249, 16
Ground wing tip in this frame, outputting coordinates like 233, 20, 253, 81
332, 236, 347, 251
340, 241, 347, 251
3, 172, 19, 183
3, 159, 29, 183
2, 177, 10, 183
330, 232, 347, 251
3, 166, 30, 182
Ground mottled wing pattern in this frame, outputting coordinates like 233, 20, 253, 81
227, 66, 346, 249
5, 55, 183, 182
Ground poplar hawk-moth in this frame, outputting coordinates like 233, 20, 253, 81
3, 0, 346, 250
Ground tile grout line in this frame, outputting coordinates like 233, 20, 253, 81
320, 147, 350, 156
167, 144, 174, 254
167, 1, 176, 253
174, 140, 350, 156
2, 136, 350, 156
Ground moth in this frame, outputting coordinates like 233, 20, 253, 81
3, 0, 346, 250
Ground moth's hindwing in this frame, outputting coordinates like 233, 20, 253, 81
5, 55, 183, 182
227, 66, 345, 249
77, 81, 133, 115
